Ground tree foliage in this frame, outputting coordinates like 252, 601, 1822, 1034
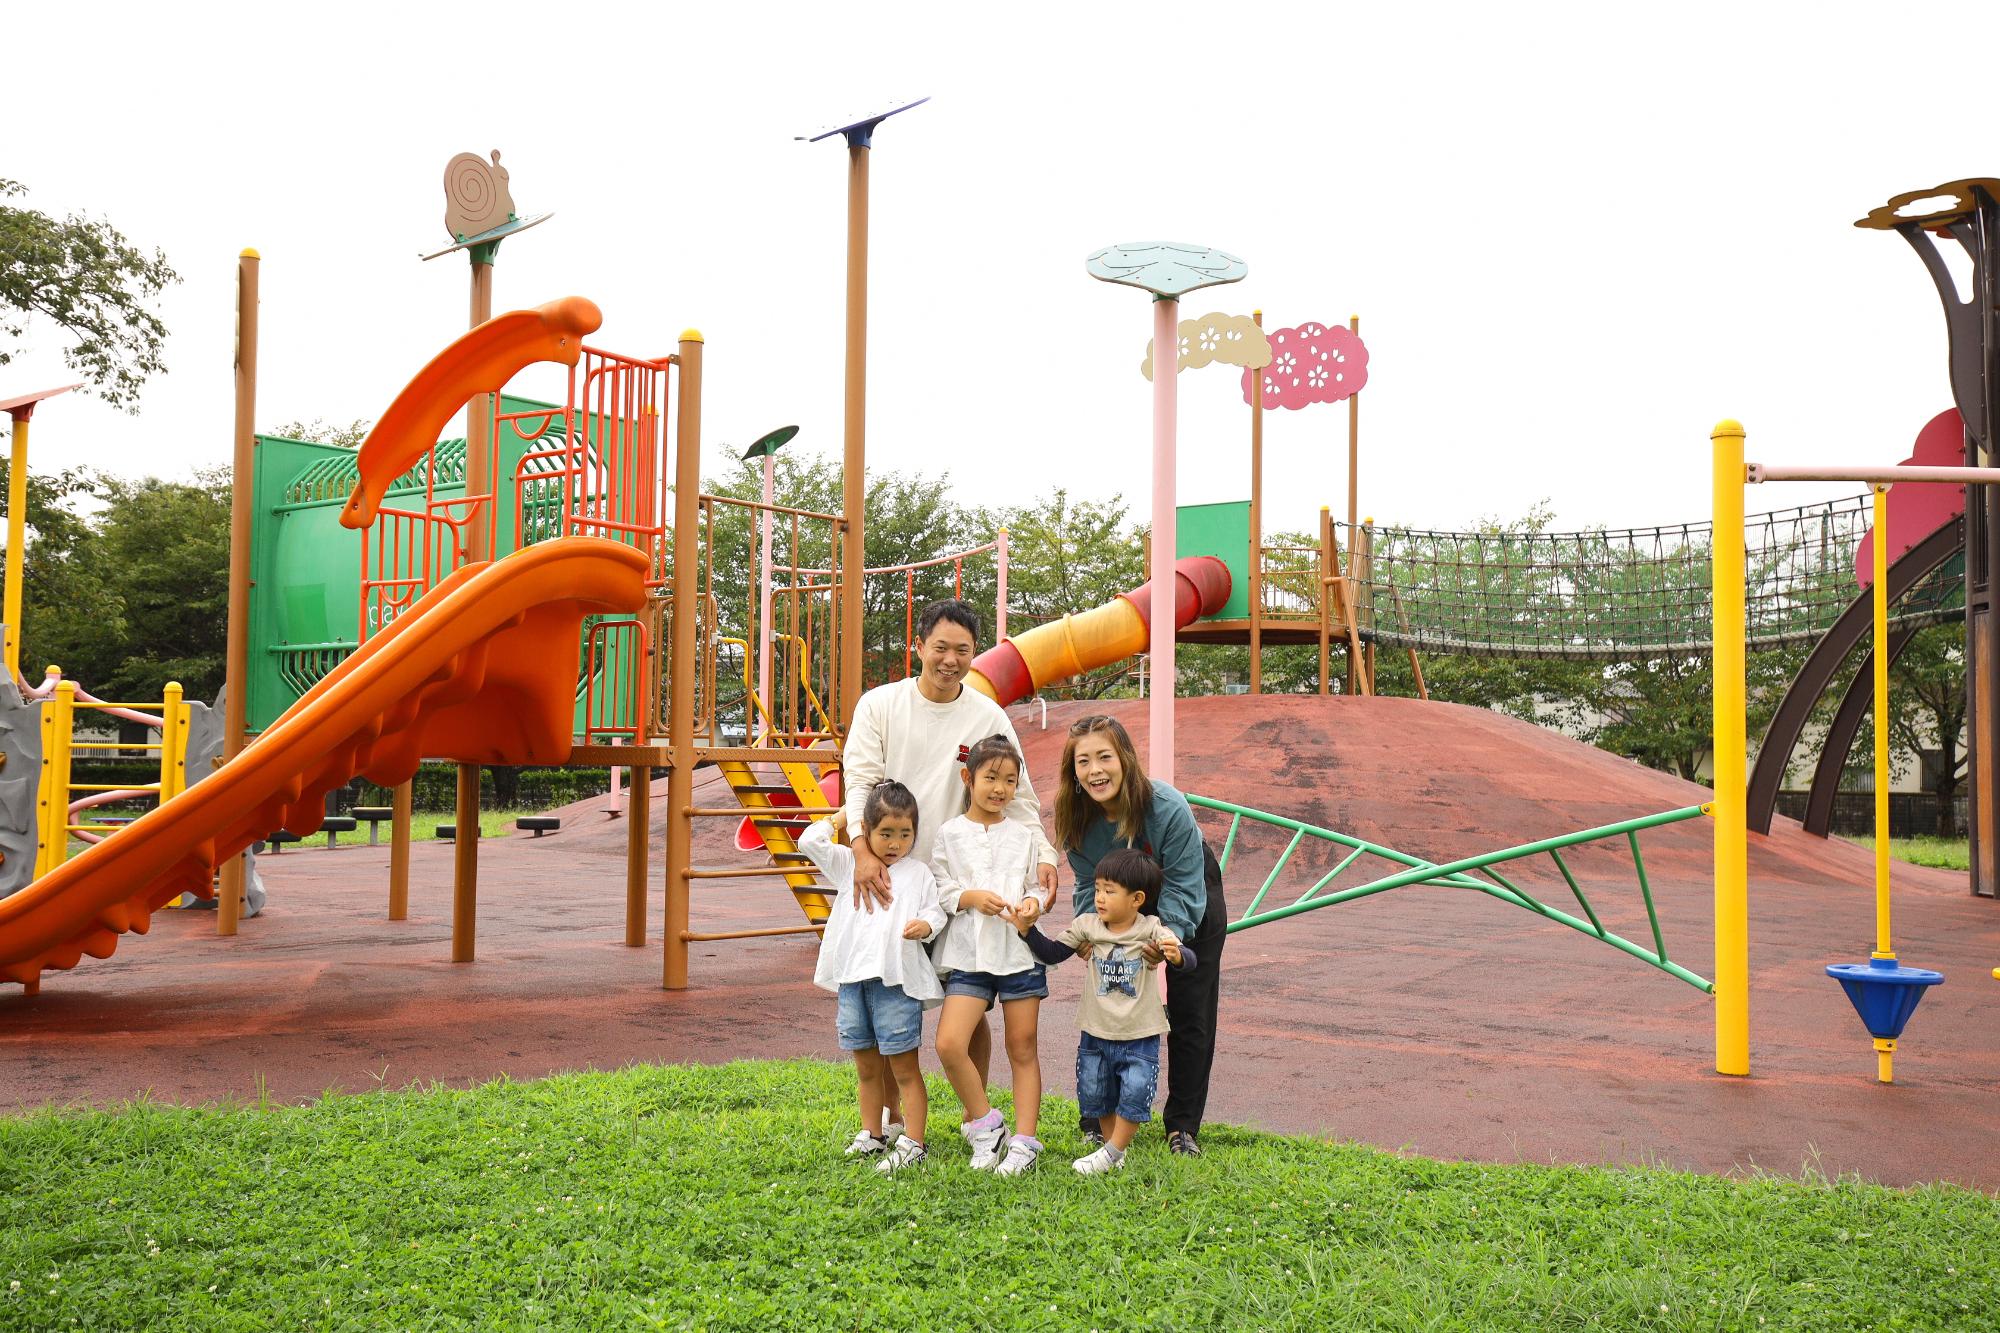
269, 419, 372, 450
0, 180, 179, 411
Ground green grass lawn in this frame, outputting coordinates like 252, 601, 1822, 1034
1843, 837, 1971, 871
2, 1061, 1994, 1331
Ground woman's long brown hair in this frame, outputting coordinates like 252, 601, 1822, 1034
1054, 715, 1153, 851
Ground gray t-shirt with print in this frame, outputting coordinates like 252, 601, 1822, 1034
1055, 913, 1180, 1041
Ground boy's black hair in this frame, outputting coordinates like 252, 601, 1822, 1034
959, 732, 1022, 810
1094, 847, 1162, 910
862, 779, 920, 838
915, 599, 980, 645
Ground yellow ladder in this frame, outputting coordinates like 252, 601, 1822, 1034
714, 755, 836, 922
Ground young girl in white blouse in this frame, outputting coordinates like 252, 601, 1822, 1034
930, 734, 1054, 1177
799, 780, 947, 1175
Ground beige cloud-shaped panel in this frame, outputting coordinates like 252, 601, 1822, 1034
1141, 312, 1273, 380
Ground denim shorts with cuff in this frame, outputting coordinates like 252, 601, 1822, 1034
943, 963, 1049, 1008
835, 978, 925, 1055
1075, 1030, 1161, 1123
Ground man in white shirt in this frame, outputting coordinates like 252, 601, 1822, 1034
840, 600, 1058, 1083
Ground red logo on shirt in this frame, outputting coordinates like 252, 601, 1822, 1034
955, 744, 970, 765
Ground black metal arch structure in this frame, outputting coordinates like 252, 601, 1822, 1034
1746, 516, 1964, 836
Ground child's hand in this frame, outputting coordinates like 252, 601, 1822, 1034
1013, 896, 1044, 929
1158, 936, 1183, 967
959, 890, 1008, 916
902, 920, 934, 941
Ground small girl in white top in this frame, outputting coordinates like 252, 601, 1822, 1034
930, 734, 1055, 1177
800, 780, 947, 1175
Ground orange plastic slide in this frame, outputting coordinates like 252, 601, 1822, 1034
0, 538, 648, 992
967, 556, 1231, 707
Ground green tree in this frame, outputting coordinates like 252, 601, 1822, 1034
90, 470, 231, 702
1888, 621, 1967, 834
982, 489, 1147, 700
0, 180, 180, 411
0, 459, 123, 687
269, 419, 372, 449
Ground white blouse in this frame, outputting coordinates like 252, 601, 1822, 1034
799, 819, 947, 1002
930, 814, 1051, 977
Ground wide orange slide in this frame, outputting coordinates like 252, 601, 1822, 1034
0, 294, 634, 993
0, 539, 648, 992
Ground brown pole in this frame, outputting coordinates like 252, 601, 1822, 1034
663, 332, 704, 988
387, 777, 411, 920
1248, 309, 1264, 695
219, 248, 259, 937
839, 142, 869, 732
1317, 505, 1332, 696
450, 253, 495, 964
625, 763, 650, 945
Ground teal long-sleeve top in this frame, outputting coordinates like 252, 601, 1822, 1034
1065, 779, 1208, 942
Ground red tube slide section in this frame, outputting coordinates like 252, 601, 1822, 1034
968, 556, 1230, 707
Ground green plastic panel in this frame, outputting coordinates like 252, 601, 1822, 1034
1176, 500, 1250, 620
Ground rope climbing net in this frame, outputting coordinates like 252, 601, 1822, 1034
1344, 493, 1963, 660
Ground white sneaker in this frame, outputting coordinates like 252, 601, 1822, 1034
995, 1135, 1042, 1177
1072, 1146, 1125, 1176
875, 1135, 927, 1174
845, 1131, 889, 1157
884, 1120, 906, 1143
961, 1115, 1009, 1170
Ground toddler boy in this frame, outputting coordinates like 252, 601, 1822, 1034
1019, 847, 1195, 1174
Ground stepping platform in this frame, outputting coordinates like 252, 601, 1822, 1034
517, 817, 561, 837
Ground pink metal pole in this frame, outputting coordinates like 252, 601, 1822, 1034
995, 526, 1008, 642
758, 452, 776, 741
1150, 296, 1178, 784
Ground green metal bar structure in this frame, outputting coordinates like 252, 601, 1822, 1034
1546, 847, 1605, 938
1217, 811, 1243, 874
1295, 845, 1367, 907
1240, 827, 1306, 918
1629, 830, 1667, 963
1185, 793, 1715, 993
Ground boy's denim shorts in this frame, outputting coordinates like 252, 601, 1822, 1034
943, 963, 1049, 1007
835, 979, 925, 1055
1075, 1031, 1161, 1123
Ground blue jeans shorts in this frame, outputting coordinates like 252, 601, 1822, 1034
944, 963, 1049, 1008
1075, 1031, 1161, 1123
836, 979, 925, 1056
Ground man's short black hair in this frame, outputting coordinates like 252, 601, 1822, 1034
915, 599, 981, 645
1094, 848, 1162, 909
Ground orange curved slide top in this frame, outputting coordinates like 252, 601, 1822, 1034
340, 296, 604, 530
0, 537, 648, 992
968, 556, 1230, 707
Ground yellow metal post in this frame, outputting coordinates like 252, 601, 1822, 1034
5, 415, 29, 682
1711, 420, 1750, 1076
1871, 484, 1896, 1085
34, 681, 58, 878
1872, 485, 1894, 961
42, 680, 77, 874
157, 682, 187, 802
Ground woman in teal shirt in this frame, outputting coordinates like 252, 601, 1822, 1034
1054, 715, 1227, 1156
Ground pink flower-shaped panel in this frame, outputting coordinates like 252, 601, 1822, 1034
1242, 321, 1370, 410
1855, 407, 1968, 590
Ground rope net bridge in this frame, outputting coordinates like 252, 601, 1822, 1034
1338, 495, 1962, 661
1190, 794, 1716, 992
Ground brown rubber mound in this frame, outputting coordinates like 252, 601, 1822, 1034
2, 694, 1995, 1190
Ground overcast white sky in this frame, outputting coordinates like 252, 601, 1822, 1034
9, 1, 1998, 537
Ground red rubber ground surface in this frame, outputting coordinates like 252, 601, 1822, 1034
3, 696, 1995, 1189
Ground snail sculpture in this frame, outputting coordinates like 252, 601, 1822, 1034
443, 150, 518, 243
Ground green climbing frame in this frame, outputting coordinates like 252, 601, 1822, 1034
1188, 794, 1715, 993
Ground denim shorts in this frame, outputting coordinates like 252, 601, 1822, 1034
943, 963, 1049, 1007
835, 979, 925, 1055
1075, 1031, 1161, 1123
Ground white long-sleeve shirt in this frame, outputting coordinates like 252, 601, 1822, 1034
839, 678, 1056, 868
930, 814, 1049, 977
799, 818, 947, 1001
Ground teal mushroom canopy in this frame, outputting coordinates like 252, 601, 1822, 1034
1085, 241, 1247, 298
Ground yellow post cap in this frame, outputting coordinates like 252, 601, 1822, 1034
1711, 418, 1746, 439
679, 328, 705, 344
241, 247, 261, 259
